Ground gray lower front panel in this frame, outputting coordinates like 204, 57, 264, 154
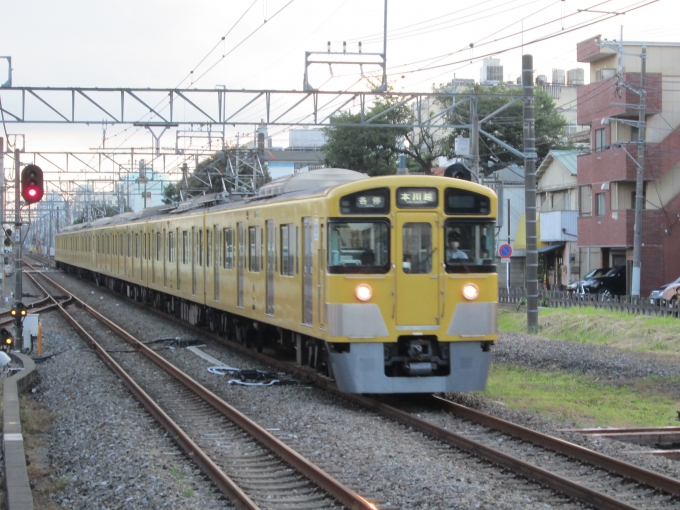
328, 342, 491, 394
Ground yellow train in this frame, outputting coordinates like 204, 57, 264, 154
55, 169, 498, 393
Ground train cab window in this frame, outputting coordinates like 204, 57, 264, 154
280, 224, 296, 276
248, 226, 261, 272
327, 220, 390, 274
402, 223, 433, 274
444, 220, 496, 273
223, 228, 234, 269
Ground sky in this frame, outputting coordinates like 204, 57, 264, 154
0, 0, 675, 169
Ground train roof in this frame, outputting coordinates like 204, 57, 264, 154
57, 169, 496, 234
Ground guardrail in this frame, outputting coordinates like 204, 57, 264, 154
499, 288, 680, 318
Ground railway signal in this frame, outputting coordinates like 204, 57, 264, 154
0, 328, 13, 352
21, 164, 44, 204
10, 302, 27, 326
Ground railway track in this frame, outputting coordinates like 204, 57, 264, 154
25, 265, 378, 510
33, 265, 680, 509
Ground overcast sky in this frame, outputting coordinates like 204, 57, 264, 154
0, 0, 674, 156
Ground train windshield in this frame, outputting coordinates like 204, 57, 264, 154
328, 220, 390, 274
444, 220, 495, 273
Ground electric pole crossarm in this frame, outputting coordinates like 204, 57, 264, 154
225, 92, 264, 123
480, 97, 522, 124
27, 89, 70, 122
272, 93, 312, 124
173, 90, 216, 123
125, 90, 170, 123
77, 90, 119, 122
318, 94, 358, 124
363, 95, 416, 124
478, 128, 535, 160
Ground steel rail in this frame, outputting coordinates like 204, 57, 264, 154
24, 272, 262, 510
434, 396, 680, 497
30, 270, 377, 510
115, 290, 678, 509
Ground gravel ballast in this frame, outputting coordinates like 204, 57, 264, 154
8, 270, 680, 509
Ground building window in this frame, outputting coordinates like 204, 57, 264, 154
595, 128, 606, 152
630, 191, 646, 210
596, 193, 606, 216
580, 186, 592, 216
631, 127, 639, 142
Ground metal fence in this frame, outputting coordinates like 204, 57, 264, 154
499, 288, 680, 318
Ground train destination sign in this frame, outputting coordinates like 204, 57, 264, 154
340, 187, 390, 214
396, 187, 438, 208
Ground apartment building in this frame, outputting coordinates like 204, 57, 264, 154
576, 35, 680, 296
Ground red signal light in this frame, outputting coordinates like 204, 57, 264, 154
21, 165, 44, 204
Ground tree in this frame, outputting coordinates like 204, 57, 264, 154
322, 96, 455, 175
440, 84, 570, 175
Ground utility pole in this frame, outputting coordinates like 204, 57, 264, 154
523, 55, 538, 333
13, 148, 22, 349
631, 46, 646, 298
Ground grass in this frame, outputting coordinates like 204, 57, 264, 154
499, 307, 680, 353
483, 366, 680, 428
487, 307, 680, 427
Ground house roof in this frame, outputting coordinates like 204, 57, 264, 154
536, 150, 580, 180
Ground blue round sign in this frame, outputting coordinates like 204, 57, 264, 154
499, 243, 513, 259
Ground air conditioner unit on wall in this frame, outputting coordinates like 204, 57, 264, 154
596, 68, 616, 81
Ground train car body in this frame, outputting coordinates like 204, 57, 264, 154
55, 169, 498, 394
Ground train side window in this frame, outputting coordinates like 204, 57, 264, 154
127, 234, 131, 257
135, 234, 139, 258
199, 229, 204, 266
168, 231, 175, 262
156, 232, 161, 261
248, 226, 261, 272
223, 228, 234, 269
182, 230, 189, 264
206, 230, 212, 267
280, 224, 296, 276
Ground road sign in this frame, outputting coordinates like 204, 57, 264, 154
499, 243, 513, 259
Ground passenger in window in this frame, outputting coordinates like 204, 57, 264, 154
446, 231, 468, 261
360, 249, 375, 266
402, 255, 412, 273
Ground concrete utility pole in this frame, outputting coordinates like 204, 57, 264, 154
631, 46, 646, 298
13, 148, 22, 349
522, 55, 539, 333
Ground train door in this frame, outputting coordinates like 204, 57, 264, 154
302, 217, 313, 325
176, 228, 181, 291
163, 229, 167, 287
266, 220, 275, 315
395, 213, 440, 327
237, 222, 244, 308
318, 222, 325, 328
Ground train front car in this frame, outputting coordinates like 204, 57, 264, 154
324, 176, 498, 393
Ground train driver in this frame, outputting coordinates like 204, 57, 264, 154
446, 231, 468, 262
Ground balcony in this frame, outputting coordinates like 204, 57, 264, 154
577, 146, 639, 184
577, 73, 662, 125
578, 209, 633, 248
540, 211, 579, 242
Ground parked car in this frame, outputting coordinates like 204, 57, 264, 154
566, 267, 610, 294
649, 276, 680, 305
581, 265, 627, 297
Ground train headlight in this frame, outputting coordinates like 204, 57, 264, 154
462, 283, 479, 301
355, 283, 373, 302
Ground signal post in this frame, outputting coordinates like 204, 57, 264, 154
12, 149, 44, 350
